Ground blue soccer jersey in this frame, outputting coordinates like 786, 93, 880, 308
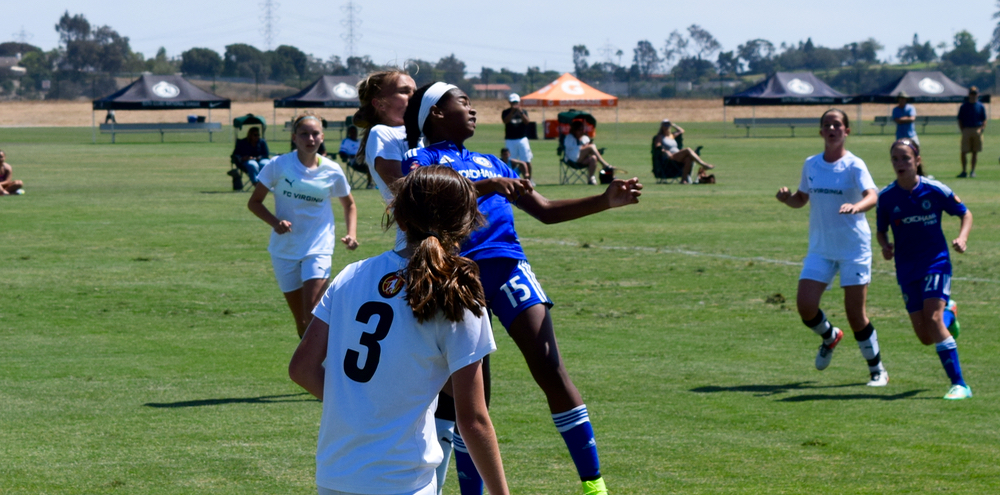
876, 178, 968, 284
402, 141, 527, 262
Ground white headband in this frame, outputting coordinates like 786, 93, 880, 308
417, 82, 458, 135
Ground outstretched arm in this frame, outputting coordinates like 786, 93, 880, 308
515, 177, 642, 224
776, 187, 809, 209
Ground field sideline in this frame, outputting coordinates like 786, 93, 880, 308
1, 122, 999, 494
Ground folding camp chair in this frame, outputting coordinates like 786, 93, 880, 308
651, 134, 702, 184
340, 152, 372, 190
229, 114, 268, 191
556, 112, 600, 185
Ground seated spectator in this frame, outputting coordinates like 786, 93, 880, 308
232, 127, 270, 185
653, 119, 715, 184
0, 149, 24, 196
500, 147, 531, 183
564, 120, 612, 185
339, 126, 361, 163
104, 109, 116, 124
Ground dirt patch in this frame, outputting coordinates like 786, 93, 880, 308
0, 99, 969, 127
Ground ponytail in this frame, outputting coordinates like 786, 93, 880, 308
387, 166, 486, 323
354, 69, 409, 165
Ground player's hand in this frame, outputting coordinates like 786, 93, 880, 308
274, 220, 292, 234
341, 235, 359, 250
493, 178, 533, 203
881, 243, 894, 260
839, 203, 861, 214
775, 187, 791, 203
604, 177, 642, 207
952, 237, 967, 253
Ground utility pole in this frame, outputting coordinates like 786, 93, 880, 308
341, 1, 362, 60
260, 0, 279, 51
13, 26, 32, 44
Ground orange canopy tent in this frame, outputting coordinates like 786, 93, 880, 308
520, 73, 619, 134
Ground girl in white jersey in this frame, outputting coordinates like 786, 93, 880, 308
355, 70, 466, 493
775, 109, 888, 387
289, 165, 509, 495
248, 114, 359, 338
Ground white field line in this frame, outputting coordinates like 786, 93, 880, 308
520, 238, 1000, 284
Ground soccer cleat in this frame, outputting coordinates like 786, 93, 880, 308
815, 327, 843, 370
944, 384, 973, 400
582, 477, 608, 495
867, 370, 889, 387
970, 171, 977, 178
946, 299, 961, 338
957, 171, 968, 178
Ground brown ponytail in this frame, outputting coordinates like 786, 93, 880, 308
354, 69, 409, 165
388, 166, 486, 323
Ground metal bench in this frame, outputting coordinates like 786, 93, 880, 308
733, 118, 818, 137
99, 122, 222, 143
873, 115, 957, 134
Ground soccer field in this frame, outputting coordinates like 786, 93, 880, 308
1, 122, 999, 494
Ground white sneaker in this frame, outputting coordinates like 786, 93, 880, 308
815, 327, 843, 370
588, 176, 598, 185
944, 384, 972, 400
867, 370, 889, 387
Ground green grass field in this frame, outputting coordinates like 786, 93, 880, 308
2, 121, 999, 494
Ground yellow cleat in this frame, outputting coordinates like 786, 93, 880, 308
582, 477, 608, 495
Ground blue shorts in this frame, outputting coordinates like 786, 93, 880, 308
900, 272, 951, 313
476, 258, 553, 329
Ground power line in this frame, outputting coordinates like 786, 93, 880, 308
260, 0, 280, 50
12, 26, 33, 44
340, 1, 362, 59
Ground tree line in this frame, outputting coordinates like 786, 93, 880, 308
1, 10, 998, 100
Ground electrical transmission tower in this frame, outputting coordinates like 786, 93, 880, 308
12, 26, 33, 44
340, 1, 362, 59
260, 0, 280, 50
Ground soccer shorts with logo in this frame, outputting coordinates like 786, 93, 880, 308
901, 271, 952, 313
799, 252, 871, 287
271, 253, 332, 292
476, 257, 553, 329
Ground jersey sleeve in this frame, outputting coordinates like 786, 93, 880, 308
853, 159, 877, 192
325, 159, 352, 198
439, 310, 497, 375
940, 186, 969, 217
875, 190, 890, 233
797, 160, 809, 193
401, 148, 432, 176
311, 261, 360, 324
256, 157, 279, 190
365, 126, 405, 165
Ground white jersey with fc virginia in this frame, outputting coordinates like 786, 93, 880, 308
798, 151, 877, 261
256, 152, 351, 260
311, 250, 496, 494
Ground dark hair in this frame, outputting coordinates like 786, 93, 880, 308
387, 166, 487, 323
354, 70, 409, 164
891, 138, 925, 176
346, 126, 358, 139
570, 120, 585, 132
820, 108, 850, 130
969, 86, 979, 95
500, 147, 509, 153
403, 83, 459, 150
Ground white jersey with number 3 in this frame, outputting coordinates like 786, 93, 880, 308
798, 151, 877, 261
311, 250, 496, 494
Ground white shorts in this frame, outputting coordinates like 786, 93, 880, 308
317, 479, 435, 495
271, 253, 331, 292
799, 252, 871, 287
505, 137, 533, 163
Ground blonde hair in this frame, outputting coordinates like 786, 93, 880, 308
354, 70, 409, 164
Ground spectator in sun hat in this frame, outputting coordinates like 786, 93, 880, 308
957, 86, 986, 178
501, 92, 533, 183
892, 91, 918, 145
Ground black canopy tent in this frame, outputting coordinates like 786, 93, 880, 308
856, 71, 991, 104
724, 72, 857, 134
272, 75, 360, 139
91, 75, 231, 142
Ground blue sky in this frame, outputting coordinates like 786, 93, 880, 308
2, 0, 996, 74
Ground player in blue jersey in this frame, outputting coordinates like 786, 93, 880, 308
400, 82, 642, 495
290, 166, 510, 495
876, 138, 973, 400
776, 109, 888, 386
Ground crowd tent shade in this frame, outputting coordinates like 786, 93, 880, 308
91, 74, 231, 142
521, 73, 619, 136
272, 75, 360, 140
855, 70, 991, 103
722, 71, 854, 134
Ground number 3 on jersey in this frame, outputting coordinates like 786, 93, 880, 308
343, 301, 394, 383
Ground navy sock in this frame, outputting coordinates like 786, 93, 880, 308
452, 430, 483, 495
553, 405, 601, 481
936, 337, 966, 387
